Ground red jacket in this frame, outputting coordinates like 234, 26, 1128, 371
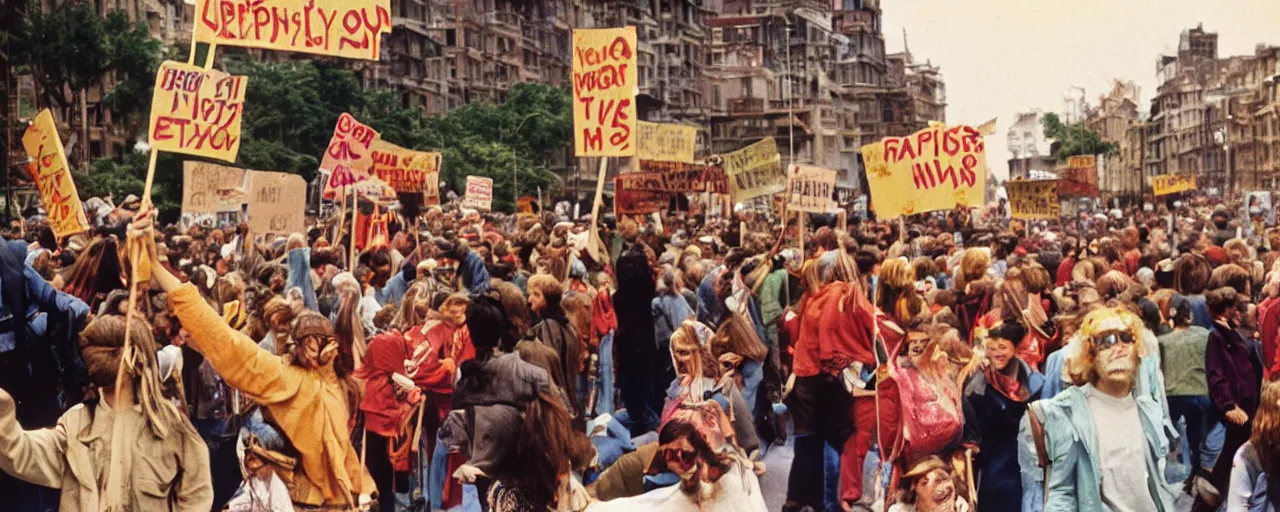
1259, 297, 1280, 379
792, 281, 878, 377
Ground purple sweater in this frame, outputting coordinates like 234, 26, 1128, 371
1205, 321, 1262, 415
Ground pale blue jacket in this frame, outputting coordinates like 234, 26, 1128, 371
1028, 384, 1176, 512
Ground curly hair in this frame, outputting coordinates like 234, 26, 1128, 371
1063, 306, 1148, 387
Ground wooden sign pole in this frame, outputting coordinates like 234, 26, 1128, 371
349, 195, 359, 270
586, 157, 609, 263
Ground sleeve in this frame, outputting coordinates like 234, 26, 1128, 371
287, 248, 319, 312
175, 426, 214, 511
725, 386, 760, 456
374, 271, 408, 306
1041, 433, 1079, 512
961, 384, 982, 450
461, 252, 491, 295
1223, 444, 1261, 512
1204, 330, 1237, 413
168, 284, 303, 405
25, 264, 88, 326
0, 389, 67, 488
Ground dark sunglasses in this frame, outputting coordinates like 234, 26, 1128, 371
663, 447, 698, 466
1092, 330, 1135, 351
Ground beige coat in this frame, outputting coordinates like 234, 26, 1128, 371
0, 389, 212, 511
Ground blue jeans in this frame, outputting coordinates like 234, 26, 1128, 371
595, 332, 616, 417
1168, 395, 1213, 473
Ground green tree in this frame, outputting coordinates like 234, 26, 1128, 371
1041, 112, 1118, 161
10, 1, 162, 157
422, 82, 572, 211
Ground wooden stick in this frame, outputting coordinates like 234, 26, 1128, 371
202, 43, 218, 69
586, 158, 608, 263
349, 195, 359, 270
797, 210, 805, 265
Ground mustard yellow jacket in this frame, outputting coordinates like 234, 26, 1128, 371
169, 283, 370, 506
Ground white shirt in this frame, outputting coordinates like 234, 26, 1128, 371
1086, 388, 1158, 512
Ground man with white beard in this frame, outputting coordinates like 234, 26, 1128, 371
1028, 306, 1176, 512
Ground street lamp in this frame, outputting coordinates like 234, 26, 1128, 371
506, 111, 548, 210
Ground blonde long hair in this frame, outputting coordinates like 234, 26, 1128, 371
1252, 379, 1280, 473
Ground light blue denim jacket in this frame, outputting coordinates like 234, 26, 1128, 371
1028, 384, 1176, 512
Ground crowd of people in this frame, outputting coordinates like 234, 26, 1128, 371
0, 191, 1276, 512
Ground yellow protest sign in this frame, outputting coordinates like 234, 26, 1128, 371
860, 124, 987, 219
637, 121, 696, 163
1152, 173, 1196, 196
572, 27, 637, 157
247, 171, 307, 235
321, 113, 380, 200
22, 109, 89, 238
724, 137, 784, 203
149, 60, 247, 162
369, 140, 441, 204
182, 161, 248, 213
194, 0, 392, 61
787, 164, 838, 213
1006, 179, 1060, 220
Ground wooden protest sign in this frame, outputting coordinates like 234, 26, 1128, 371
1152, 173, 1196, 196
1006, 179, 1060, 220
572, 27, 637, 157
860, 124, 987, 219
787, 164, 838, 213
21, 109, 89, 238
724, 137, 784, 203
182, 161, 248, 213
461, 176, 493, 211
194, 0, 392, 60
321, 113, 380, 200
369, 140, 441, 203
148, 61, 247, 162
637, 121, 696, 163
247, 171, 306, 235
614, 173, 668, 214
1058, 155, 1098, 198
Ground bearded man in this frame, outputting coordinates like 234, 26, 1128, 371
1029, 306, 1175, 511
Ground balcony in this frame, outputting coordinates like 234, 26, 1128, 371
728, 97, 765, 114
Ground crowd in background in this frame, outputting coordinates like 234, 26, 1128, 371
0, 191, 1275, 512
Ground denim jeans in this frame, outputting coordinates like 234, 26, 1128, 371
595, 332, 616, 417
1167, 395, 1214, 473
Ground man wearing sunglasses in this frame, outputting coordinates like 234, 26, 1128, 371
1028, 306, 1175, 512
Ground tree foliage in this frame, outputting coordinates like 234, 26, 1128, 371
1041, 112, 1118, 161
80, 56, 573, 214
10, 1, 162, 140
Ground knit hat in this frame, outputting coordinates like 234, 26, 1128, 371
1203, 246, 1228, 267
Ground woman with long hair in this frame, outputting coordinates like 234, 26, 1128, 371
61, 235, 126, 310
709, 313, 768, 418
614, 246, 661, 436
528, 274, 583, 417
1226, 378, 1278, 511
0, 315, 212, 510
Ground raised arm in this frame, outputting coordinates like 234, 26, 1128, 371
287, 247, 319, 311
0, 389, 66, 488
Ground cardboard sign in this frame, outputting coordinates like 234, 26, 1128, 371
368, 140, 441, 203
723, 138, 784, 202
572, 27, 637, 157
182, 161, 248, 213
614, 173, 668, 214
22, 109, 89, 238
461, 176, 493, 211
194, 0, 392, 60
787, 164, 838, 213
321, 113, 380, 200
1152, 173, 1196, 196
637, 121, 696, 163
1006, 179, 1060, 220
149, 61, 247, 162
247, 171, 306, 235
1058, 155, 1098, 198
860, 124, 987, 219
635, 160, 707, 192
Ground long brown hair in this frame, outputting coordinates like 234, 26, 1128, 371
62, 236, 126, 309
507, 391, 594, 508
711, 313, 768, 363
1252, 379, 1280, 473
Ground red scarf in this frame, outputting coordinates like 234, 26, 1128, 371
984, 360, 1030, 403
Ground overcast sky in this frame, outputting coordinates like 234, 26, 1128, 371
879, 0, 1280, 179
